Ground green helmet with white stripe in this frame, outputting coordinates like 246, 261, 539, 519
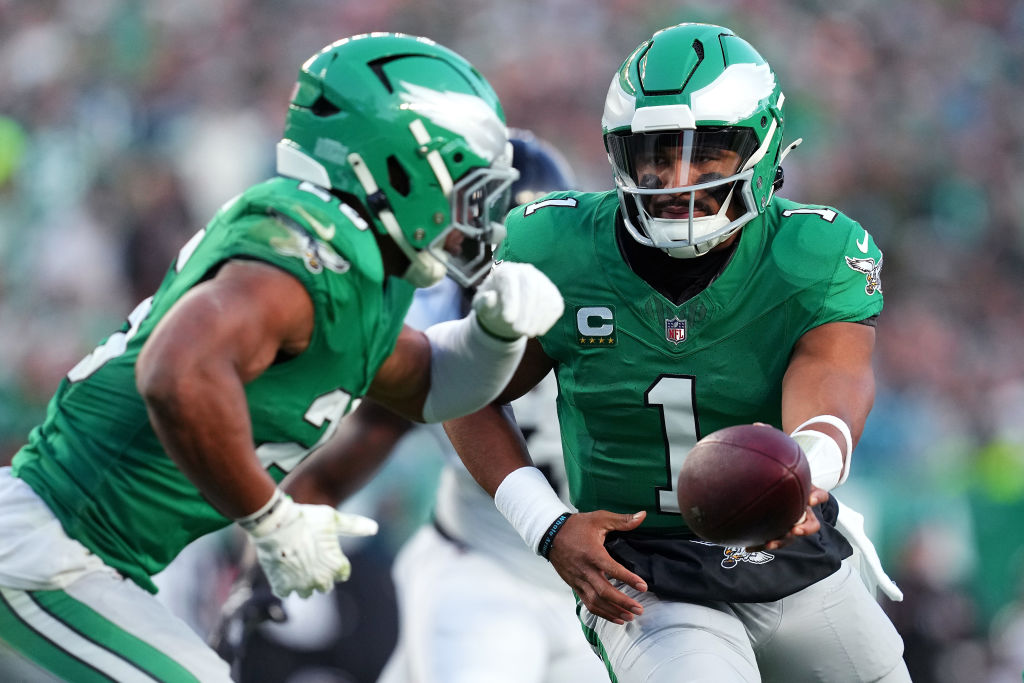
603, 23, 795, 258
278, 33, 516, 286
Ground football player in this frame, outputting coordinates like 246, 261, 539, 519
0, 34, 563, 682
444, 23, 911, 682
209, 129, 608, 683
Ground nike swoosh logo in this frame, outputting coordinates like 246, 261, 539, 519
295, 205, 336, 241
856, 230, 869, 254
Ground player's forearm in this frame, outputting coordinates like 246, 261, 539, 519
420, 313, 528, 422
446, 402, 571, 554
283, 400, 412, 506
443, 402, 532, 496
372, 263, 563, 423
781, 322, 875, 442
781, 366, 873, 448
442, 403, 532, 493
782, 322, 876, 489
139, 363, 276, 518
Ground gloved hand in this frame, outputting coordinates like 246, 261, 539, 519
472, 261, 564, 340
241, 492, 378, 599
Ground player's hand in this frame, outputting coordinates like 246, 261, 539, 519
472, 261, 564, 340
243, 495, 378, 599
547, 510, 648, 625
749, 485, 828, 552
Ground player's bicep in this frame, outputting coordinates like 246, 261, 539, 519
788, 320, 875, 376
365, 325, 432, 418
138, 259, 314, 390
494, 338, 554, 404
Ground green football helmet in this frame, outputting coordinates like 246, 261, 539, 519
277, 33, 517, 287
603, 23, 796, 258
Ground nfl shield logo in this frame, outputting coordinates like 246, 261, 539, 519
665, 317, 687, 344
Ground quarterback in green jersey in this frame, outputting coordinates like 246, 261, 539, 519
446, 24, 911, 683
0, 34, 564, 682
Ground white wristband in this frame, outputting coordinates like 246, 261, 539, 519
790, 415, 853, 491
236, 488, 288, 535
494, 466, 571, 553
421, 311, 526, 423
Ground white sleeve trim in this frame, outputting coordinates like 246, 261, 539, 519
420, 311, 525, 423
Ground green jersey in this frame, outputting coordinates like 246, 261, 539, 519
12, 177, 414, 592
500, 191, 883, 533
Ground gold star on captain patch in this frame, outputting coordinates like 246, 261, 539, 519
577, 335, 615, 347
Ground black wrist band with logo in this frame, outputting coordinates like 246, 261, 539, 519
537, 512, 572, 560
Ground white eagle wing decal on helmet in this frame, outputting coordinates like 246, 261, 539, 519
690, 63, 776, 123
601, 74, 638, 131
398, 82, 508, 163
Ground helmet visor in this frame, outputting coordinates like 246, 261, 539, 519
607, 128, 758, 204
428, 164, 518, 287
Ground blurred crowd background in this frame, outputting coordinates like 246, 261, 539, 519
2, 1, 1024, 681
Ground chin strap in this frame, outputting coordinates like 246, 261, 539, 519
779, 137, 803, 163
770, 137, 803, 195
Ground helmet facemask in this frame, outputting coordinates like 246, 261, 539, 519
421, 162, 517, 288
607, 128, 761, 258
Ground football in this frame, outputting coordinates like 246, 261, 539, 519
676, 424, 811, 548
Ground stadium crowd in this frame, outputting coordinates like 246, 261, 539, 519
1, 1, 1023, 681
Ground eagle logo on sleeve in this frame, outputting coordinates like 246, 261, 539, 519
271, 214, 351, 275
845, 253, 883, 295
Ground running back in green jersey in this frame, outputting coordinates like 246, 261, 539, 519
499, 190, 883, 532
12, 177, 414, 592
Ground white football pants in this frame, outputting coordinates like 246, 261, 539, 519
0, 469, 232, 682
581, 557, 911, 683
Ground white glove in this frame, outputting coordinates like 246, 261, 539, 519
835, 498, 903, 602
240, 491, 378, 599
472, 261, 564, 340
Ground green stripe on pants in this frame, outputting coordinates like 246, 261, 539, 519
1, 587, 202, 682
577, 596, 618, 683
0, 587, 116, 682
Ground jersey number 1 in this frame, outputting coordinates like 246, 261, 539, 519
647, 375, 699, 515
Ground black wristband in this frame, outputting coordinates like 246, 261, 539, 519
537, 512, 572, 560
